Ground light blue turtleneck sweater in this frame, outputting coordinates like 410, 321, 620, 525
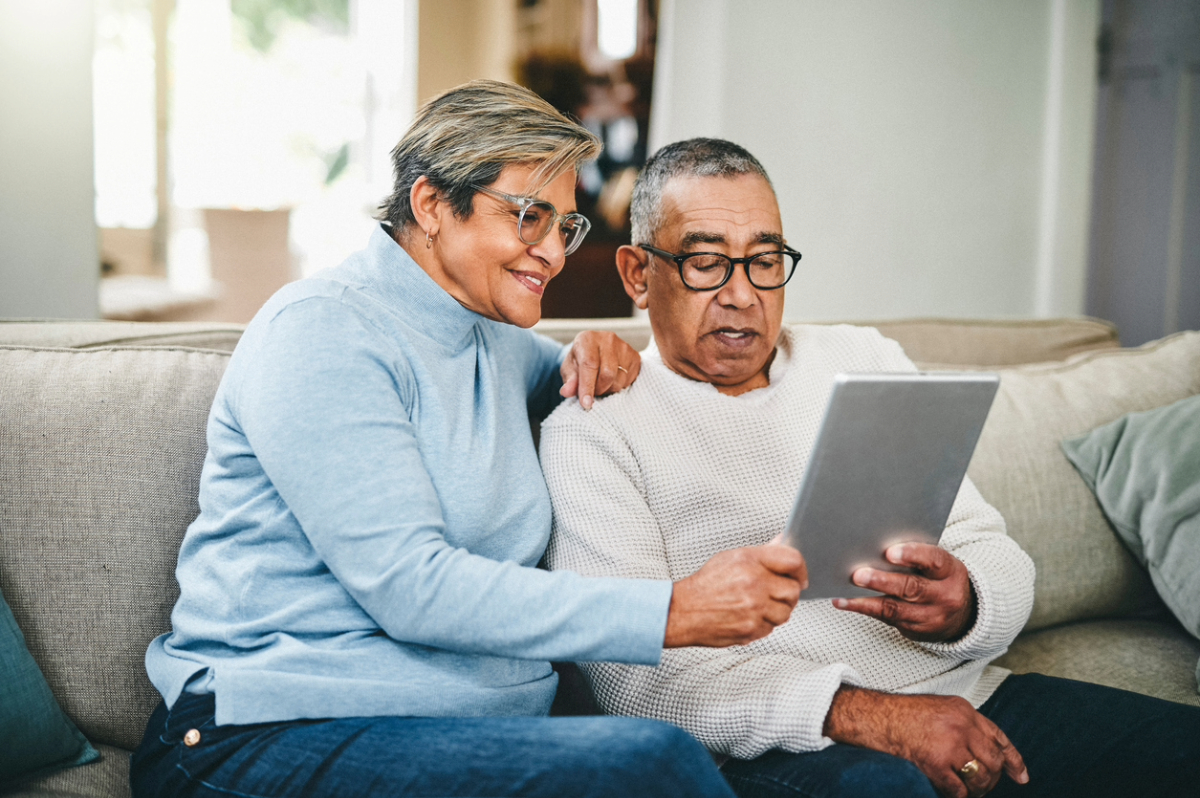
146, 225, 673, 726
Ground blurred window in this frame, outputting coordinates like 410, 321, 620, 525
93, 0, 416, 321
597, 0, 638, 61
94, 0, 157, 230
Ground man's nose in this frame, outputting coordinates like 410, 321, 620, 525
715, 262, 758, 308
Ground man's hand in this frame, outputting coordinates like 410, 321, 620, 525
833, 543, 975, 642
664, 544, 807, 648
560, 331, 641, 410
824, 686, 1029, 798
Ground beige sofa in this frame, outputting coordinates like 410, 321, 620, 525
2, 317, 1198, 798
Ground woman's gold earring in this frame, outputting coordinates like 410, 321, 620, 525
426, 230, 434, 249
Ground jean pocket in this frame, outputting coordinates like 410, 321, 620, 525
159, 693, 218, 746
171, 714, 265, 788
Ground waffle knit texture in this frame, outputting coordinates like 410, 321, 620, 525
541, 324, 1036, 759
146, 225, 673, 726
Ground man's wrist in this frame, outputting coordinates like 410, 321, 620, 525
946, 578, 979, 642
823, 685, 888, 747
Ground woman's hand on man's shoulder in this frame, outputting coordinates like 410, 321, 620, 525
559, 331, 641, 410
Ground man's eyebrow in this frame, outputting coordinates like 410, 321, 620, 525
679, 231, 784, 249
680, 231, 727, 248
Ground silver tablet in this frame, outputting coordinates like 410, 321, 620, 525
783, 372, 999, 599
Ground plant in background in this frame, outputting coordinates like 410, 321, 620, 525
232, 0, 348, 52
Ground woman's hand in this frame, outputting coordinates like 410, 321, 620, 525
664, 544, 807, 648
560, 331, 642, 410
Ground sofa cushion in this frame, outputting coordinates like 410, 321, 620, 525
3, 743, 131, 798
0, 345, 231, 752
5, 316, 1109, 366
0, 585, 99, 785
532, 317, 1121, 367
967, 331, 1200, 631
534, 317, 655, 352
0, 321, 244, 352
995, 618, 1200, 707
1062, 394, 1200, 644
862, 316, 1120, 366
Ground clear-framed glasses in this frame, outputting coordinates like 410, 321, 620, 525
639, 244, 802, 291
472, 184, 592, 256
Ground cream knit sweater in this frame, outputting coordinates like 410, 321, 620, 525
541, 324, 1036, 759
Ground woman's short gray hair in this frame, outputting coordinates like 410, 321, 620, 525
630, 138, 774, 246
379, 80, 601, 239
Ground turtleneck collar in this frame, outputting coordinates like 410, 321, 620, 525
357, 223, 483, 352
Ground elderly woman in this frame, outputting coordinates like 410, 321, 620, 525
131, 81, 805, 798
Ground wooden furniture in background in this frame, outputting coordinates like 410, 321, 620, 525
539, 239, 632, 318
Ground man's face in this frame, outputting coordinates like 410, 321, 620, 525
622, 173, 787, 395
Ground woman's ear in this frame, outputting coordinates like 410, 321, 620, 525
409, 176, 442, 240
615, 245, 651, 310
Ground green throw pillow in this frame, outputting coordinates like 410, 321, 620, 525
0, 585, 99, 785
1062, 393, 1200, 690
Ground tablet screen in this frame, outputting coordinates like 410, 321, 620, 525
784, 372, 998, 599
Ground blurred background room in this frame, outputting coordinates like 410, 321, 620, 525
1, 0, 1197, 344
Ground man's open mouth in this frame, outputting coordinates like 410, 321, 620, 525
711, 329, 758, 345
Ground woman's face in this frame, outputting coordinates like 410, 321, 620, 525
431, 163, 578, 329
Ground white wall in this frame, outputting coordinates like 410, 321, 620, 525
0, 0, 99, 319
650, 0, 1099, 322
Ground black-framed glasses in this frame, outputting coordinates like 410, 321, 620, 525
639, 244, 801, 291
472, 184, 592, 256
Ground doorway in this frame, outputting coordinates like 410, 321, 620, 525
1086, 0, 1200, 346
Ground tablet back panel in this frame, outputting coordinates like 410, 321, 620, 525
785, 373, 999, 599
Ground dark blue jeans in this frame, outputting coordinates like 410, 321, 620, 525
720, 673, 1200, 798
130, 691, 737, 798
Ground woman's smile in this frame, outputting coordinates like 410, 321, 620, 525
511, 269, 549, 296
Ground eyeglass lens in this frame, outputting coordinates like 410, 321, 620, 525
517, 202, 589, 255
681, 252, 794, 289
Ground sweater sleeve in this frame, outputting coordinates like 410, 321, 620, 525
865, 327, 1037, 658
542, 409, 860, 758
918, 476, 1036, 659
233, 299, 671, 665
516, 327, 568, 421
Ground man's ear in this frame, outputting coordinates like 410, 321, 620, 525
409, 175, 443, 240
616, 245, 651, 310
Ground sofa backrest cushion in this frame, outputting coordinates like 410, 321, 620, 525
2, 316, 1119, 367
532, 317, 1120, 367
0, 321, 245, 353
967, 331, 1200, 631
0, 345, 230, 751
866, 317, 1120, 367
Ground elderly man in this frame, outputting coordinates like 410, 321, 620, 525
541, 138, 1200, 798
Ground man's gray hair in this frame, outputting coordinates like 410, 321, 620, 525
630, 138, 774, 246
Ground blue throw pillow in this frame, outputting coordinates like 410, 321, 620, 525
1062, 393, 1200, 690
0, 585, 99, 785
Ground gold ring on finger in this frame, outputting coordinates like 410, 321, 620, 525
958, 759, 981, 780
617, 365, 629, 374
